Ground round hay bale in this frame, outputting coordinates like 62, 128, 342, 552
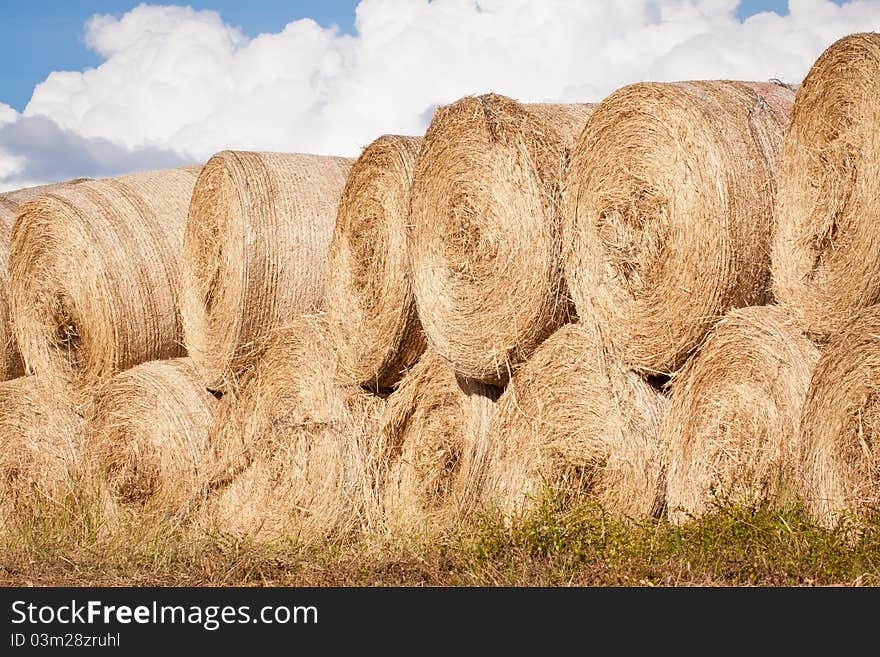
664, 306, 820, 524
772, 33, 880, 339
0, 181, 89, 381
86, 358, 219, 516
564, 81, 794, 375
408, 94, 594, 384
181, 151, 354, 391
377, 349, 500, 535
799, 305, 880, 528
325, 135, 425, 390
0, 376, 84, 531
9, 168, 200, 395
202, 314, 383, 543
479, 323, 667, 520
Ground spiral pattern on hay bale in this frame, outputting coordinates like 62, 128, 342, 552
772, 33, 880, 339
664, 306, 819, 524
564, 81, 793, 375
325, 135, 425, 389
86, 358, 219, 515
409, 94, 594, 384
479, 323, 667, 520
377, 349, 499, 535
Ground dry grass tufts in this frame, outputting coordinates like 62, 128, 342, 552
409, 94, 594, 384
478, 323, 667, 521
664, 306, 820, 524
325, 135, 425, 390
9, 168, 199, 397
564, 80, 793, 375
181, 151, 353, 390
772, 33, 880, 339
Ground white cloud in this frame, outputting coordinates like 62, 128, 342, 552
1, 0, 879, 190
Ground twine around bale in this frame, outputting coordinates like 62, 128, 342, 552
409, 93, 594, 384
181, 151, 353, 391
772, 33, 880, 339
664, 305, 820, 524
9, 168, 200, 397
564, 80, 793, 376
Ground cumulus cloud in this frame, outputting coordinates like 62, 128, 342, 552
0, 115, 188, 187
1, 0, 879, 190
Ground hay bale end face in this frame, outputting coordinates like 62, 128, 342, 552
0, 180, 91, 382
772, 33, 880, 339
325, 135, 425, 390
377, 349, 499, 535
480, 323, 667, 520
0, 376, 84, 530
664, 306, 820, 524
409, 94, 594, 384
799, 306, 880, 528
181, 151, 353, 391
564, 81, 793, 375
86, 358, 219, 515
9, 168, 199, 394
203, 315, 383, 543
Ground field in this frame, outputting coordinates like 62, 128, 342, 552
3, 494, 878, 586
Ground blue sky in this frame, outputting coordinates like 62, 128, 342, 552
0, 0, 830, 111
0, 1, 360, 110
0, 0, 872, 190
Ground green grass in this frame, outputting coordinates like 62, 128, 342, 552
3, 492, 879, 586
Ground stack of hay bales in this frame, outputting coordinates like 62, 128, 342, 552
187, 139, 452, 541
86, 358, 219, 520
180, 151, 353, 391
408, 94, 594, 385
766, 33, 880, 528
8, 31, 880, 548
2, 169, 202, 540
382, 95, 593, 528
467, 80, 793, 520
9, 168, 200, 398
